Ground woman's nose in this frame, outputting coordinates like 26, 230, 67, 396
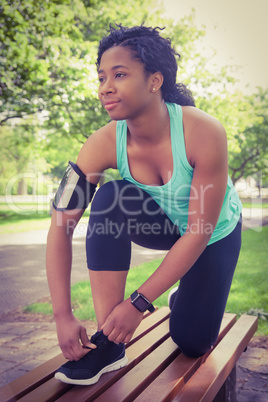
100, 80, 115, 95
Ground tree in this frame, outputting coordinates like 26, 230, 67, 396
1, 0, 208, 181
4, 1, 266, 190
0, 0, 160, 181
0, 0, 156, 128
228, 88, 268, 185
0, 116, 45, 194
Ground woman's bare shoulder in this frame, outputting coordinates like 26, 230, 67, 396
181, 106, 227, 167
88, 120, 117, 145
76, 121, 118, 182
182, 106, 225, 133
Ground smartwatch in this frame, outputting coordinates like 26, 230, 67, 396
130, 290, 155, 313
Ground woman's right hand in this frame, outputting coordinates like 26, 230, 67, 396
55, 313, 96, 361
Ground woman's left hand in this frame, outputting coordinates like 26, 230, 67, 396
101, 299, 143, 344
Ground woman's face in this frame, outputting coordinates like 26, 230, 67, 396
98, 46, 154, 121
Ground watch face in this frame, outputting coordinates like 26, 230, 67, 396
135, 295, 149, 312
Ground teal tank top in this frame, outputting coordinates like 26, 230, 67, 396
116, 102, 242, 245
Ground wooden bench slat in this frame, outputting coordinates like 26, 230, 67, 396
94, 337, 180, 402
134, 312, 237, 402
0, 308, 258, 402
172, 314, 258, 402
55, 317, 171, 402
18, 378, 71, 402
0, 354, 66, 402
0, 307, 170, 402
126, 306, 170, 347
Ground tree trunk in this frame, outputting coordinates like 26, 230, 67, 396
17, 178, 28, 195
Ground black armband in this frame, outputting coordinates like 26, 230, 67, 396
53, 161, 97, 211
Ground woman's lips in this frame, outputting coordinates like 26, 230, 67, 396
104, 100, 120, 111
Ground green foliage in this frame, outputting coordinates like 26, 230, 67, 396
228, 88, 268, 184
196, 87, 268, 185
1, 0, 167, 182
0, 117, 49, 194
1, 0, 267, 190
1, 0, 71, 121
0, 0, 158, 127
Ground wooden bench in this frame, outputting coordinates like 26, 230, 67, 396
0, 307, 257, 402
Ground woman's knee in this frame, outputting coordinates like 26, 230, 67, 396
90, 180, 142, 216
170, 318, 214, 358
90, 180, 122, 215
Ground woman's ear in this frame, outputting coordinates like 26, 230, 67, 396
150, 72, 164, 93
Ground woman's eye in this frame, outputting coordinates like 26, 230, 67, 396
116, 73, 125, 78
98, 77, 104, 83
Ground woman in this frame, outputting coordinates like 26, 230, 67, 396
47, 25, 242, 385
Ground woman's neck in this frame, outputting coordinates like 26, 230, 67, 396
126, 99, 170, 145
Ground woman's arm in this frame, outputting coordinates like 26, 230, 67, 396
46, 122, 117, 360
46, 208, 94, 361
138, 110, 229, 301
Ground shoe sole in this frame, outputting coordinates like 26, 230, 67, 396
54, 355, 128, 386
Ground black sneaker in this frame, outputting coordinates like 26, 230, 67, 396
54, 331, 128, 385
168, 287, 178, 310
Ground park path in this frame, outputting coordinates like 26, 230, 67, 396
0, 228, 167, 315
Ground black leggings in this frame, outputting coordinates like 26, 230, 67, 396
86, 180, 242, 357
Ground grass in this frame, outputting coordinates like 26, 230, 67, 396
24, 226, 268, 335
0, 210, 52, 234
225, 226, 268, 334
0, 207, 90, 234
242, 202, 268, 209
24, 303, 53, 315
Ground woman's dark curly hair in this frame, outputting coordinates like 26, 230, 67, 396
97, 25, 195, 107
